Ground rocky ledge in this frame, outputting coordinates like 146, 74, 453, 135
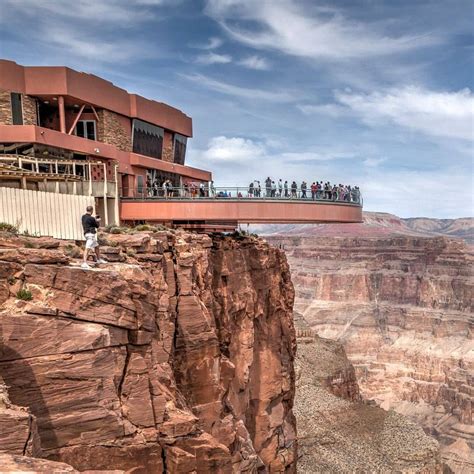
0, 230, 296, 472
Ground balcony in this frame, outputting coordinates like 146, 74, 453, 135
120, 186, 363, 225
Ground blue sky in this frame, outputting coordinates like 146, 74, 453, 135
1, 0, 473, 218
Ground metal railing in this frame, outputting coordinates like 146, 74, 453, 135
122, 186, 362, 205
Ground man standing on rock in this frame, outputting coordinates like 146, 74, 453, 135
81, 206, 106, 269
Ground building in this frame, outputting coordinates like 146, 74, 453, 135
0, 59, 362, 233
0, 59, 210, 226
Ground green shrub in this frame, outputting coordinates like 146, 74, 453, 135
64, 244, 82, 258
97, 234, 110, 246
16, 288, 32, 301
134, 224, 157, 232
105, 225, 131, 234
0, 222, 18, 234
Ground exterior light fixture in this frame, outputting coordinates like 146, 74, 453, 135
53, 97, 58, 101
44, 100, 49, 104
94, 148, 100, 153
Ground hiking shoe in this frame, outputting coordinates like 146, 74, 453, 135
81, 262, 92, 269
96, 258, 107, 264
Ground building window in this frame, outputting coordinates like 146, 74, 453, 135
173, 133, 187, 165
132, 119, 163, 159
76, 120, 96, 140
137, 175, 144, 194
11, 93, 23, 125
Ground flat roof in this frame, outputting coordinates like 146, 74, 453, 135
0, 59, 193, 137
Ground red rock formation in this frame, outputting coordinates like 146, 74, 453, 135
267, 233, 473, 471
0, 231, 296, 472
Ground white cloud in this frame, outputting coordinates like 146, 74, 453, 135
281, 151, 356, 162
190, 136, 356, 166
205, 0, 441, 60
360, 168, 474, 218
198, 136, 266, 162
195, 52, 233, 65
0, 0, 171, 62
1, 0, 160, 23
46, 26, 153, 62
238, 55, 271, 70
297, 103, 348, 118
184, 73, 297, 102
191, 37, 224, 50
336, 86, 474, 141
363, 157, 386, 167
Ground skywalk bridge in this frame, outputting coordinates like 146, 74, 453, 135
120, 187, 363, 231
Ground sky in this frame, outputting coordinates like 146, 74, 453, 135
1, 0, 473, 218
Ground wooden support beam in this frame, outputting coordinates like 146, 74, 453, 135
90, 105, 100, 122
58, 96, 66, 133
68, 104, 86, 134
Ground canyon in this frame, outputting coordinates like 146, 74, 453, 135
263, 213, 473, 472
0, 230, 297, 472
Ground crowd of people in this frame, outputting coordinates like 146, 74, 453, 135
247, 177, 361, 203
143, 177, 361, 203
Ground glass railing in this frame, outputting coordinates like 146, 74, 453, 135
122, 186, 363, 205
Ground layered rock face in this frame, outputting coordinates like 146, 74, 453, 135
268, 234, 473, 470
0, 231, 296, 472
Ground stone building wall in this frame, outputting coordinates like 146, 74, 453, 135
162, 130, 174, 163
22, 95, 38, 125
0, 90, 37, 125
0, 90, 12, 125
97, 109, 131, 152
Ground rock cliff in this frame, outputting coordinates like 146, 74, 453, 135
0, 230, 296, 472
267, 233, 473, 471
253, 212, 474, 242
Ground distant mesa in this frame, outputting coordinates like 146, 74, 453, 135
251, 211, 474, 242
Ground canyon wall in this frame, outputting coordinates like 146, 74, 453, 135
267, 234, 473, 471
0, 231, 296, 472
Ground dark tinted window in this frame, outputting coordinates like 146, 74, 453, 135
132, 119, 163, 159
11, 93, 23, 125
173, 133, 187, 165
76, 121, 96, 140
137, 175, 144, 193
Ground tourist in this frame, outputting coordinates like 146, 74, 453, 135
153, 178, 160, 197
271, 180, 277, 197
81, 206, 106, 269
265, 177, 272, 197
291, 181, 297, 198
325, 182, 332, 200
278, 179, 283, 197
284, 180, 289, 198
311, 182, 317, 200
301, 181, 307, 199
199, 182, 205, 197
256, 181, 261, 198
209, 180, 216, 198
248, 182, 254, 197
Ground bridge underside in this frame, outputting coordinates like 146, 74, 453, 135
120, 199, 362, 230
